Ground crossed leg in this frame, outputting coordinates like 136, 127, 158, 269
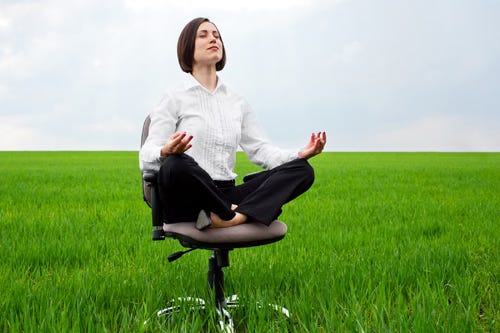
158, 154, 315, 228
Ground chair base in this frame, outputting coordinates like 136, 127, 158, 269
148, 249, 290, 332
155, 294, 290, 332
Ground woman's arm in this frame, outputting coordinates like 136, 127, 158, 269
239, 102, 327, 168
239, 102, 299, 169
139, 93, 180, 171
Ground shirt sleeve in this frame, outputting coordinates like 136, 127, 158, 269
239, 101, 299, 170
139, 92, 178, 171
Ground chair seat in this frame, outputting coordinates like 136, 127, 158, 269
163, 221, 287, 249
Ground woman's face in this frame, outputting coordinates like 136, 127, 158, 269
193, 21, 223, 68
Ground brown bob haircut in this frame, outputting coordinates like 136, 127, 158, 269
177, 17, 227, 73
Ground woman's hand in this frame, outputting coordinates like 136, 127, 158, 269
298, 132, 327, 159
160, 132, 193, 157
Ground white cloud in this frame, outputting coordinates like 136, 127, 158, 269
124, 0, 314, 12
0, 115, 38, 150
0, 15, 11, 31
371, 116, 500, 152
0, 0, 498, 151
332, 40, 364, 65
0, 4, 69, 82
0, 84, 7, 99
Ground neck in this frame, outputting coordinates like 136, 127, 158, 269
192, 65, 218, 92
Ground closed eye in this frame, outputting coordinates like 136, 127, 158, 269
198, 30, 220, 39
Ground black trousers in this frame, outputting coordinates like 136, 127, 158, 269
157, 154, 315, 225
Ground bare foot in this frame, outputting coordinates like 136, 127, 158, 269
210, 210, 247, 228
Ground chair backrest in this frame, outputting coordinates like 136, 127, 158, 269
141, 115, 152, 205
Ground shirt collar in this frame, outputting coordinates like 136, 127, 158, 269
183, 73, 226, 94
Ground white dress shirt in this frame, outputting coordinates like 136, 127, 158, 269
139, 74, 298, 180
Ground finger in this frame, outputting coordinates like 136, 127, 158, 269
171, 132, 187, 144
315, 138, 323, 149
169, 131, 183, 140
180, 136, 193, 151
167, 135, 186, 153
315, 136, 325, 149
315, 132, 325, 145
319, 133, 326, 145
173, 134, 193, 152
180, 134, 193, 146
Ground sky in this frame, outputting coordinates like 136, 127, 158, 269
0, 0, 499, 151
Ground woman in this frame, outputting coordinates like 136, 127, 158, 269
140, 17, 326, 229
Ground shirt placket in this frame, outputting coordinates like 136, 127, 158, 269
213, 94, 226, 174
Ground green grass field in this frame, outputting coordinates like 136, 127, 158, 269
0, 152, 498, 332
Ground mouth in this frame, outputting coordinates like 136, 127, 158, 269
208, 46, 219, 51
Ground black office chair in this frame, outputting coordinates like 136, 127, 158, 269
140, 116, 289, 331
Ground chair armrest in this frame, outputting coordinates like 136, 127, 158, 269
143, 170, 158, 183
141, 170, 164, 239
